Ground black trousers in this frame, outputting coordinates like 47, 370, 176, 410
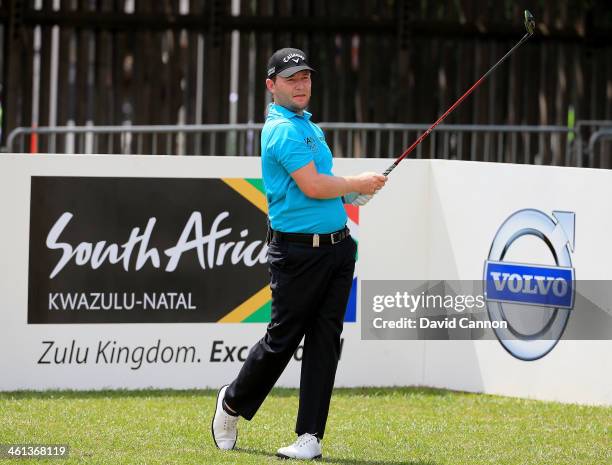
224, 234, 357, 439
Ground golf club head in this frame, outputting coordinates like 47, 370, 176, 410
524, 10, 535, 35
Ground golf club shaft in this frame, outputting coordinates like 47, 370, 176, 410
383, 31, 533, 177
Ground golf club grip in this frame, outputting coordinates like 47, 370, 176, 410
382, 164, 396, 177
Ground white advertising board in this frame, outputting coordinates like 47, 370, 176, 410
0, 154, 609, 406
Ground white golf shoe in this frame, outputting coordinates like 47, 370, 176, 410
211, 385, 239, 450
276, 433, 322, 460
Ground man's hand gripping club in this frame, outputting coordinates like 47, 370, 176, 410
291, 162, 387, 206
343, 172, 387, 206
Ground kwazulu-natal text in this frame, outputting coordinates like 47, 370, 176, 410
48, 292, 196, 311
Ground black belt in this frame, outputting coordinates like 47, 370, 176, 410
271, 227, 350, 247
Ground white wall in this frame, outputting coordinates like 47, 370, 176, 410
0, 154, 610, 406
422, 160, 612, 404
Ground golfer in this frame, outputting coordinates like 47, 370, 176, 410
212, 47, 386, 460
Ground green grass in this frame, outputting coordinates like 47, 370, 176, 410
0, 387, 609, 465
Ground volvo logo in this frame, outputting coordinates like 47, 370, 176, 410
484, 209, 575, 361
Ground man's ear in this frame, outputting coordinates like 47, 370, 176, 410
265, 78, 275, 93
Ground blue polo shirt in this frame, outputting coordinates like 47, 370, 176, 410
261, 103, 347, 233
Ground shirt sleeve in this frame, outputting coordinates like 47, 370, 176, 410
269, 122, 313, 174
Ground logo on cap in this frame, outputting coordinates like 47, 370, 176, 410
283, 53, 305, 63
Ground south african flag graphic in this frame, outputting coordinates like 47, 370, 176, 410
220, 178, 358, 324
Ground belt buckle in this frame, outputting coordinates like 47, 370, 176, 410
313, 234, 320, 247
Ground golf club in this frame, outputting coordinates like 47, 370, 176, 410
379, 10, 536, 177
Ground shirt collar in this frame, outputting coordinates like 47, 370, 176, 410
268, 103, 312, 121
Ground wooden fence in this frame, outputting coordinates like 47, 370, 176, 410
1, 0, 611, 164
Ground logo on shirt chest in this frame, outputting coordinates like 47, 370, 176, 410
304, 136, 319, 153
304, 137, 319, 152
